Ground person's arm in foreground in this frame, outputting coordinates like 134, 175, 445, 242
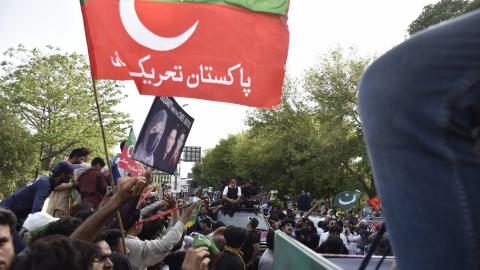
70, 176, 146, 241
138, 202, 196, 267
182, 247, 210, 270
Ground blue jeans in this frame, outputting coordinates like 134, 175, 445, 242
358, 9, 480, 270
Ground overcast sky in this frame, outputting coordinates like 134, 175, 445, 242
0, 0, 437, 152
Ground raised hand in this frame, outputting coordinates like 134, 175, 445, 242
182, 247, 210, 270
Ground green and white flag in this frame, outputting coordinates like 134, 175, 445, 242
333, 190, 362, 210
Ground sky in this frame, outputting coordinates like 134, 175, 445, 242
0, 0, 437, 153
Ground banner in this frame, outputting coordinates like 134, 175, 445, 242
80, 0, 290, 108
119, 128, 145, 176
133, 97, 194, 173
274, 231, 341, 270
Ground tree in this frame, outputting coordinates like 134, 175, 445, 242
195, 48, 375, 200
408, 0, 480, 35
303, 47, 375, 197
0, 98, 38, 197
0, 45, 132, 178
192, 135, 238, 189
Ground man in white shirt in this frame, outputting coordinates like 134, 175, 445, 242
125, 202, 195, 270
222, 178, 242, 216
259, 229, 275, 270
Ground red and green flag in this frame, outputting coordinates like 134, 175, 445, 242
119, 128, 145, 176
80, 0, 290, 108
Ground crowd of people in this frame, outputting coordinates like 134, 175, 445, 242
0, 146, 390, 270
179, 178, 392, 269
260, 195, 391, 259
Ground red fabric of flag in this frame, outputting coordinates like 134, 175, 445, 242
80, 0, 290, 108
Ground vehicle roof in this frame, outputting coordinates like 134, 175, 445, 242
217, 210, 271, 231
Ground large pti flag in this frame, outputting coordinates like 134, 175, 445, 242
80, 0, 290, 108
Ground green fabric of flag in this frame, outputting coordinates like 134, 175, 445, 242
184, 202, 201, 229
273, 231, 341, 270
192, 233, 220, 256
142, 0, 289, 16
333, 190, 362, 210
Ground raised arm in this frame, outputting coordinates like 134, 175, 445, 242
302, 201, 320, 221
70, 176, 146, 241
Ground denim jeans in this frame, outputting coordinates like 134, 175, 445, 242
358, 9, 480, 270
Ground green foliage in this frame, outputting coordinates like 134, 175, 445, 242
408, 0, 479, 35
195, 48, 376, 200
193, 135, 238, 188
303, 48, 375, 197
0, 45, 132, 195
465, 0, 480, 11
0, 98, 37, 197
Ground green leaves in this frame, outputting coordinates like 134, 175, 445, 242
408, 0, 479, 35
194, 48, 376, 199
0, 45, 132, 195
0, 99, 37, 197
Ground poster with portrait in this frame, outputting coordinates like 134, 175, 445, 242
132, 97, 194, 174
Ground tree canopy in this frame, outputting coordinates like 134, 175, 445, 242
408, 0, 480, 35
193, 48, 376, 200
0, 45, 132, 196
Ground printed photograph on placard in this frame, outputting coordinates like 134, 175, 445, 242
132, 97, 194, 174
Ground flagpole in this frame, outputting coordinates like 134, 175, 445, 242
91, 78, 128, 255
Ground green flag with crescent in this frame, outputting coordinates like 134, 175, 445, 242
333, 190, 362, 210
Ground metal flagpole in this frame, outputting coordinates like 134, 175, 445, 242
91, 78, 128, 255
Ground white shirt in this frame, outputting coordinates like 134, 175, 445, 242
258, 249, 274, 270
126, 221, 184, 270
316, 227, 325, 239
222, 186, 242, 197
346, 234, 363, 255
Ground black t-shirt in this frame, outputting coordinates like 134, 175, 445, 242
240, 230, 260, 263
162, 251, 186, 270
111, 252, 133, 270
213, 251, 245, 270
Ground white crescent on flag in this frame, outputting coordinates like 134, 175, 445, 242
119, 0, 199, 51
339, 194, 358, 205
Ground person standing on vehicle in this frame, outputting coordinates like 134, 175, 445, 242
222, 178, 242, 216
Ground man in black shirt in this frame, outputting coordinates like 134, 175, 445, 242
241, 217, 260, 270
213, 226, 246, 270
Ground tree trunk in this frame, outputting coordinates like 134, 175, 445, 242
35, 141, 45, 178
